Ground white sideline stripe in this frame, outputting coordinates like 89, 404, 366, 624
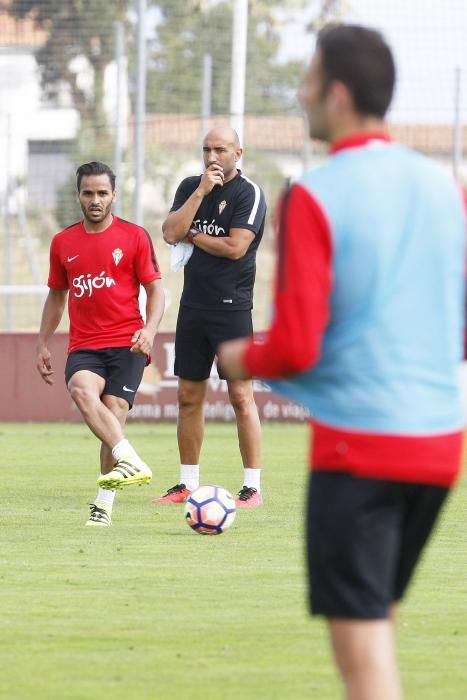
0, 285, 49, 295
241, 175, 261, 225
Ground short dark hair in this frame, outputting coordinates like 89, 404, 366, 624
317, 24, 396, 118
76, 161, 116, 192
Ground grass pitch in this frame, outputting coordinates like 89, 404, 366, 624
0, 422, 466, 700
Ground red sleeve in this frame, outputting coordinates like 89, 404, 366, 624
135, 228, 162, 285
243, 183, 333, 378
47, 234, 68, 290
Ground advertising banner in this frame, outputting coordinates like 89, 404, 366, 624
0, 333, 309, 423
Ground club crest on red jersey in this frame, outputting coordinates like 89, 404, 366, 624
112, 248, 123, 265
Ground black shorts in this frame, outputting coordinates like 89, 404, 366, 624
307, 470, 449, 619
174, 306, 253, 381
65, 347, 147, 408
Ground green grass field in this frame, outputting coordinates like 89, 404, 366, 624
1, 422, 466, 700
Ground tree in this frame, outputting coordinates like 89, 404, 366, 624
4, 0, 345, 119
146, 0, 345, 116
4, 0, 129, 129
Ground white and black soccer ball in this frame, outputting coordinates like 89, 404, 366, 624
184, 484, 236, 535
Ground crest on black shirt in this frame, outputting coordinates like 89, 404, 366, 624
218, 200, 227, 214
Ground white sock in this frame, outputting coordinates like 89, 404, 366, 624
112, 438, 132, 460
180, 464, 199, 492
243, 467, 261, 493
112, 439, 145, 467
95, 487, 116, 510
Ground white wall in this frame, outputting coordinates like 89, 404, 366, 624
0, 51, 40, 204
0, 49, 79, 210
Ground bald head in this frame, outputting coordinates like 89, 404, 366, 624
203, 126, 241, 149
202, 126, 243, 183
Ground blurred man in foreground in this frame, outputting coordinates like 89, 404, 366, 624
218, 24, 465, 700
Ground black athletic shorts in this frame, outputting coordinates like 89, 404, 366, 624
64, 347, 147, 408
307, 470, 449, 619
174, 305, 253, 381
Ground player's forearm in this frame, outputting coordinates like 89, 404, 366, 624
37, 291, 66, 347
192, 233, 245, 260
144, 280, 165, 338
37, 316, 62, 348
162, 189, 205, 244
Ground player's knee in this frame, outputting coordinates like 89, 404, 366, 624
103, 395, 128, 419
178, 384, 204, 411
68, 383, 96, 409
229, 390, 253, 415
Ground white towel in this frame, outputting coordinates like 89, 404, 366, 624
170, 240, 194, 272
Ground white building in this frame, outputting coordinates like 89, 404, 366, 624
0, 12, 79, 211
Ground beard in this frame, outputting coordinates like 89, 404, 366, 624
81, 202, 112, 224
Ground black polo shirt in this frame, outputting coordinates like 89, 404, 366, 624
170, 170, 267, 310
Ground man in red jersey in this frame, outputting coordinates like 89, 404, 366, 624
36, 161, 165, 527
218, 25, 465, 700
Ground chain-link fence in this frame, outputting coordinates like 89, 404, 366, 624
1, 0, 466, 333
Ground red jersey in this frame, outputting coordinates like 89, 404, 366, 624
48, 216, 161, 353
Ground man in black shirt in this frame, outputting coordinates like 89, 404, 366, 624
152, 126, 266, 507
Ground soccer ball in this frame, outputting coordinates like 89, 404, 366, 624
184, 484, 236, 535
